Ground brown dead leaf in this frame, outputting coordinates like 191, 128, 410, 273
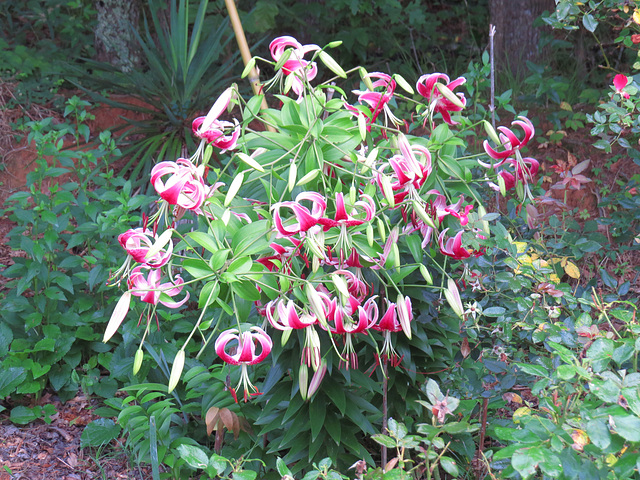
461, 338, 471, 358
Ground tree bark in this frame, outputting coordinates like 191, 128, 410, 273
490, 0, 555, 78
94, 0, 142, 73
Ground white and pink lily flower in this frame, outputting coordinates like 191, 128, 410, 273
192, 87, 240, 152
272, 191, 327, 237
269, 36, 320, 100
215, 327, 273, 402
482, 116, 535, 160
317, 192, 375, 231
350, 72, 401, 129
372, 296, 412, 367
377, 135, 432, 205
118, 228, 173, 268
416, 73, 467, 126
265, 298, 322, 370
127, 266, 189, 308
150, 158, 208, 214
485, 157, 540, 192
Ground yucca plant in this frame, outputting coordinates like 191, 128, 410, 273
78, 0, 240, 184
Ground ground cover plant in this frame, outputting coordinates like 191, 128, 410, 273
1, 1, 640, 480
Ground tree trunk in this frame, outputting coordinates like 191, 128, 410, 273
94, 0, 142, 73
490, 0, 555, 78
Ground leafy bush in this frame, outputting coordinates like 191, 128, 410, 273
0, 97, 153, 412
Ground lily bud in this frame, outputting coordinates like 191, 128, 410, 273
144, 229, 173, 263
307, 359, 327, 398
103, 292, 131, 343
168, 349, 186, 393
444, 278, 464, 318
306, 283, 327, 327
224, 171, 245, 207
299, 364, 309, 400
236, 151, 265, 173
133, 348, 144, 375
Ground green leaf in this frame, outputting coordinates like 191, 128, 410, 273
515, 363, 549, 378
483, 306, 506, 316
198, 281, 220, 309
586, 338, 614, 372
582, 13, 598, 32
512, 446, 546, 479
209, 453, 228, 475
440, 456, 459, 477
177, 444, 209, 470
0, 368, 27, 397
182, 258, 214, 279
611, 415, 640, 442
371, 434, 396, 448
586, 418, 611, 450
187, 231, 220, 254
80, 418, 122, 447
10, 406, 39, 424
309, 396, 326, 442
232, 470, 257, 480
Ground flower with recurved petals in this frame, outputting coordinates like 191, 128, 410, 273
128, 266, 189, 308
317, 192, 375, 231
269, 36, 320, 101
350, 72, 402, 129
438, 229, 473, 260
372, 296, 412, 367
483, 116, 535, 160
416, 73, 467, 125
150, 159, 208, 214
272, 192, 327, 237
215, 327, 273, 402
192, 87, 240, 152
118, 228, 173, 268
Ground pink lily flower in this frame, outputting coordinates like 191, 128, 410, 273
377, 135, 432, 205
215, 327, 273, 402
269, 36, 320, 100
265, 297, 328, 370
272, 192, 327, 237
428, 192, 474, 226
372, 296, 413, 367
438, 229, 484, 260
483, 116, 535, 160
192, 87, 240, 152
317, 192, 375, 231
613, 74, 630, 99
150, 159, 207, 213
416, 73, 467, 125
118, 228, 173, 268
351, 72, 401, 128
128, 266, 189, 308
486, 157, 540, 192
256, 238, 305, 272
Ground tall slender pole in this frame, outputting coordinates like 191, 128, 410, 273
224, 0, 275, 131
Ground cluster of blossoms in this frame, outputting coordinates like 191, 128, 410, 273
105, 35, 532, 403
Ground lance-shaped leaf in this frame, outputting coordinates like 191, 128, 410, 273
103, 292, 131, 342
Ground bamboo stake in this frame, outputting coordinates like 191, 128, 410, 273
224, 0, 274, 132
